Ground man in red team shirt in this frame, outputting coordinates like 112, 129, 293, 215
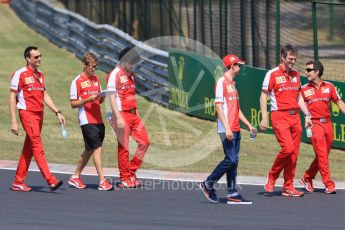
200, 54, 256, 204
299, 60, 345, 194
107, 47, 150, 188
9, 46, 64, 192
68, 52, 113, 191
260, 44, 312, 197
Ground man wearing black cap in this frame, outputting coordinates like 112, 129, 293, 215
106, 47, 150, 188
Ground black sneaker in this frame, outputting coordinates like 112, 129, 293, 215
50, 180, 63, 192
227, 194, 253, 205
199, 181, 218, 203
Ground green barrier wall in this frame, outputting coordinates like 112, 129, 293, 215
168, 49, 223, 120
168, 50, 345, 149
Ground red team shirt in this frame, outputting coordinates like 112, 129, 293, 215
106, 65, 137, 111
70, 74, 103, 125
10, 65, 46, 111
301, 80, 340, 119
262, 64, 301, 111
215, 76, 240, 133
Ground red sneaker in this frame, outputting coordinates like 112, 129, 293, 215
282, 188, 304, 197
12, 183, 32, 192
98, 178, 113, 191
325, 187, 336, 194
118, 179, 137, 189
264, 175, 275, 193
299, 177, 314, 192
68, 177, 87, 189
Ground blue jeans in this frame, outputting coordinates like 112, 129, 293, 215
205, 132, 241, 195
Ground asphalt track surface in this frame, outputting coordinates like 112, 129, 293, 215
1, 169, 345, 230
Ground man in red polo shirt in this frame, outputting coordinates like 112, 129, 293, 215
299, 60, 345, 194
200, 54, 256, 204
107, 47, 150, 188
68, 52, 112, 191
260, 44, 312, 197
9, 46, 64, 192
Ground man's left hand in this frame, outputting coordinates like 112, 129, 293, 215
57, 113, 65, 124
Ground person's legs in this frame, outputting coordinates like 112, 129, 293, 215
73, 124, 102, 178
72, 149, 93, 178
14, 135, 33, 185
68, 148, 92, 189
226, 132, 241, 196
325, 122, 334, 155
303, 157, 319, 181
129, 115, 150, 177
71, 124, 111, 189
91, 124, 106, 182
318, 123, 335, 189
324, 122, 336, 193
304, 124, 323, 181
19, 110, 57, 185
284, 114, 302, 189
93, 147, 105, 181
205, 133, 235, 188
269, 112, 295, 185
114, 113, 132, 182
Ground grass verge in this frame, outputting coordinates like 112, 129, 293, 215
1, 4, 345, 181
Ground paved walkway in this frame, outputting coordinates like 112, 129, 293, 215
1, 160, 345, 189
1, 169, 345, 230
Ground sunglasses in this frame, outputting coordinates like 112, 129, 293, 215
33, 55, 42, 60
88, 65, 97, 70
305, 68, 315, 73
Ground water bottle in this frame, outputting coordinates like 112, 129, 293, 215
106, 112, 112, 121
306, 127, 312, 138
250, 127, 257, 140
61, 123, 68, 139
106, 112, 115, 129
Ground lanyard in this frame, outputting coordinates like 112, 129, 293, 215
32, 71, 43, 85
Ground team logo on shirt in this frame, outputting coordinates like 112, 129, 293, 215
304, 88, 315, 97
275, 76, 286, 84
120, 76, 128, 83
321, 88, 330, 94
25, 77, 35, 84
81, 80, 91, 88
227, 85, 235, 93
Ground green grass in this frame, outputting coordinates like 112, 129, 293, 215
1, 4, 345, 181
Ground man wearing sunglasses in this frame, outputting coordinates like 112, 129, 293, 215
9, 46, 64, 192
299, 61, 345, 194
260, 44, 312, 197
200, 54, 255, 204
107, 47, 150, 188
68, 52, 113, 191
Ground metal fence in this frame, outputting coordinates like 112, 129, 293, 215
312, 0, 345, 80
10, 0, 170, 107
58, 0, 345, 81
59, 0, 281, 69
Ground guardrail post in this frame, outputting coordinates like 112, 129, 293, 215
312, 0, 319, 61
275, 0, 280, 65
